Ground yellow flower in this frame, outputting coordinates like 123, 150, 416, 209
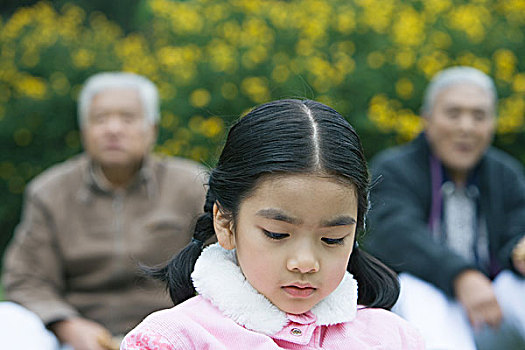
423, 0, 452, 16
447, 5, 491, 43
50, 72, 70, 96
356, 0, 395, 33
157, 46, 184, 68
166, 3, 204, 34
242, 45, 269, 69
3, 7, 32, 39
201, 116, 224, 138
499, 0, 525, 24
15, 75, 47, 99
335, 7, 356, 34
221, 82, 238, 100
429, 31, 452, 50
296, 39, 314, 57
241, 77, 270, 103
89, 13, 123, 42
175, 127, 191, 142
72, 49, 94, 69
392, 7, 426, 47
494, 49, 517, 83
395, 50, 416, 69
61, 3, 86, 25
115, 34, 148, 59
367, 51, 385, 69
161, 112, 178, 130
368, 94, 422, 138
190, 146, 209, 162
220, 20, 241, 45
190, 89, 212, 108
396, 78, 414, 100
157, 82, 177, 100
268, 3, 289, 28
21, 49, 40, 68
397, 109, 422, 140
331, 41, 356, 57
207, 39, 237, 73
189, 115, 204, 133
368, 94, 397, 132
418, 51, 449, 79
272, 65, 290, 83
317, 95, 336, 109
204, 3, 227, 22
513, 74, 525, 93
240, 17, 274, 47
497, 95, 525, 133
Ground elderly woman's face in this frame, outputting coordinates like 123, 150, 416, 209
424, 83, 496, 184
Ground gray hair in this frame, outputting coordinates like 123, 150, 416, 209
78, 72, 160, 127
421, 66, 497, 116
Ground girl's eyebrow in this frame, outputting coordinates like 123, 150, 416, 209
321, 216, 356, 227
256, 208, 300, 224
255, 209, 356, 227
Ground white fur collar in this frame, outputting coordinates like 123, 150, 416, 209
191, 243, 358, 335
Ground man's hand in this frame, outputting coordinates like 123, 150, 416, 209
49, 317, 114, 350
454, 269, 502, 330
512, 236, 525, 276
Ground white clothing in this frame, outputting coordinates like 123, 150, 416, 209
394, 271, 525, 350
0, 302, 65, 350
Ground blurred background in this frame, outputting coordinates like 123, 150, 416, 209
1, 0, 524, 268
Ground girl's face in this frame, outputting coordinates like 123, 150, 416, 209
214, 174, 358, 315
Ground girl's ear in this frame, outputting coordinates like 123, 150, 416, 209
213, 202, 235, 250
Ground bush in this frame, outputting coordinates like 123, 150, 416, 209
1, 0, 524, 258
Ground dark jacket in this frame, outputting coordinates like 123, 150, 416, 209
365, 134, 525, 296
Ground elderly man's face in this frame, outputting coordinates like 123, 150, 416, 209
82, 88, 156, 170
424, 83, 496, 182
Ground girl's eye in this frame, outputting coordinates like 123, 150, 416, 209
321, 237, 346, 245
263, 229, 289, 240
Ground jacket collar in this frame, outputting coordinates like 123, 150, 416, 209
77, 154, 157, 202
191, 243, 358, 335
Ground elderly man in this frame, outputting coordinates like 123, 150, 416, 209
1, 72, 206, 349
365, 66, 525, 349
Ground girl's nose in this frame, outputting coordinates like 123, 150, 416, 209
287, 247, 320, 274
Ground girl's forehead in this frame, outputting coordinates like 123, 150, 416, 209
239, 173, 358, 223
253, 172, 356, 194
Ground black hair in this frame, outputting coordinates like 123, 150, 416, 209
149, 99, 399, 309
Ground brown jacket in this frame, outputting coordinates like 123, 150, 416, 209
2, 153, 206, 335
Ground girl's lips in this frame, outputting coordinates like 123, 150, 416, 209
282, 285, 316, 298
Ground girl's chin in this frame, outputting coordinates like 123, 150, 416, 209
275, 302, 315, 315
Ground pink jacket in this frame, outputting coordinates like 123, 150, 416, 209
121, 244, 424, 349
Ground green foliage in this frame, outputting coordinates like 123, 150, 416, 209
1, 0, 524, 258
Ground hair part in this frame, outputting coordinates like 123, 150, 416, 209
150, 98, 400, 310
77, 71, 160, 128
300, 103, 321, 170
421, 66, 497, 116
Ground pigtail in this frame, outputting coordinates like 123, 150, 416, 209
348, 242, 400, 310
145, 190, 216, 305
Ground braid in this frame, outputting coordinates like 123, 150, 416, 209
192, 191, 215, 245
145, 189, 216, 305
348, 244, 400, 310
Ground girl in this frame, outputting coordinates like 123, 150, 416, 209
121, 99, 425, 349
